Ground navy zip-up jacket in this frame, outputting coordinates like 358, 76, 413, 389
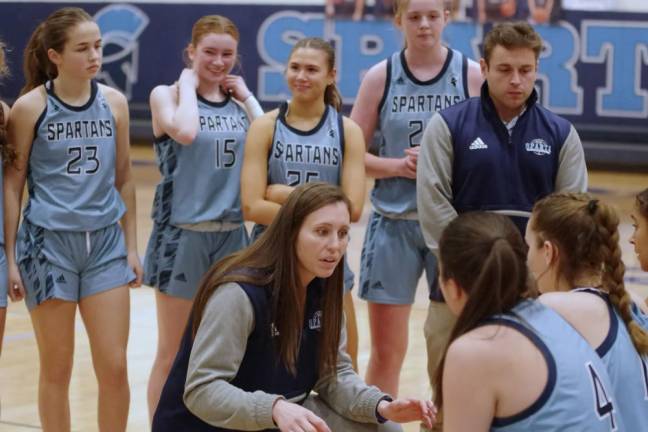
417, 82, 588, 300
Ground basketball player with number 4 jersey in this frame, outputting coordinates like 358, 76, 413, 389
436, 212, 623, 432
527, 193, 648, 431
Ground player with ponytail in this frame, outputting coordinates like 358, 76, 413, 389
5, 7, 141, 430
435, 211, 618, 431
527, 192, 648, 430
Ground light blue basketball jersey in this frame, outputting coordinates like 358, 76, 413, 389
267, 102, 343, 187
488, 300, 622, 432
372, 48, 469, 217
574, 288, 648, 431
151, 94, 248, 226
0, 160, 3, 244
24, 80, 125, 231
631, 302, 648, 332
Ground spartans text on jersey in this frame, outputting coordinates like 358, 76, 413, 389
391, 94, 463, 113
273, 141, 340, 166
47, 119, 113, 141
199, 114, 247, 132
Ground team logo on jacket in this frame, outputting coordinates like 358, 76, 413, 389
271, 323, 280, 337
525, 139, 551, 156
309, 310, 322, 330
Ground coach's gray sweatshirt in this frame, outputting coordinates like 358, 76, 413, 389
183, 282, 388, 430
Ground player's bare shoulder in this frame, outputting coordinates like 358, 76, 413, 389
149, 83, 179, 106
99, 83, 128, 113
11, 86, 47, 126
251, 108, 280, 128
361, 59, 389, 90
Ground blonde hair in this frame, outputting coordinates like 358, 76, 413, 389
532, 192, 648, 355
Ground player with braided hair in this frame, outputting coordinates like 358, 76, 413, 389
631, 188, 648, 275
629, 188, 648, 326
526, 192, 648, 430
435, 211, 617, 431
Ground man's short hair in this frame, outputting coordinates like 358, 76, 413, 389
483, 21, 543, 65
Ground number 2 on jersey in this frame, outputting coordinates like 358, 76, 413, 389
408, 120, 423, 147
587, 363, 617, 430
66, 146, 100, 175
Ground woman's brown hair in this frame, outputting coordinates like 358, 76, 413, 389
433, 212, 531, 408
288, 38, 342, 112
531, 192, 648, 355
0, 39, 15, 165
21, 7, 93, 95
636, 188, 648, 220
191, 182, 349, 377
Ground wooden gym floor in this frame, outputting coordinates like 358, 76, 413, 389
1, 144, 647, 431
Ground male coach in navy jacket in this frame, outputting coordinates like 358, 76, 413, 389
416, 21, 587, 400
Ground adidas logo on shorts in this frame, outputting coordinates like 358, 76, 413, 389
469, 137, 488, 150
56, 274, 67, 284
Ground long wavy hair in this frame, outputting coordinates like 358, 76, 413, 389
191, 182, 350, 377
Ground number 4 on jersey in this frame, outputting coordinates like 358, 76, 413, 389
587, 362, 617, 431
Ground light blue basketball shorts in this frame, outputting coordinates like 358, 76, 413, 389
359, 212, 437, 305
144, 223, 250, 300
17, 220, 136, 311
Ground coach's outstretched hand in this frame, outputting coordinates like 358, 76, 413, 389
377, 398, 436, 429
273, 399, 332, 432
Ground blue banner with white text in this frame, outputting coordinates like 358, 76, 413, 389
0, 3, 647, 146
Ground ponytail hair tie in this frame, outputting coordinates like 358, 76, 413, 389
587, 199, 599, 215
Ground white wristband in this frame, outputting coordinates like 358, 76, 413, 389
243, 95, 264, 120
